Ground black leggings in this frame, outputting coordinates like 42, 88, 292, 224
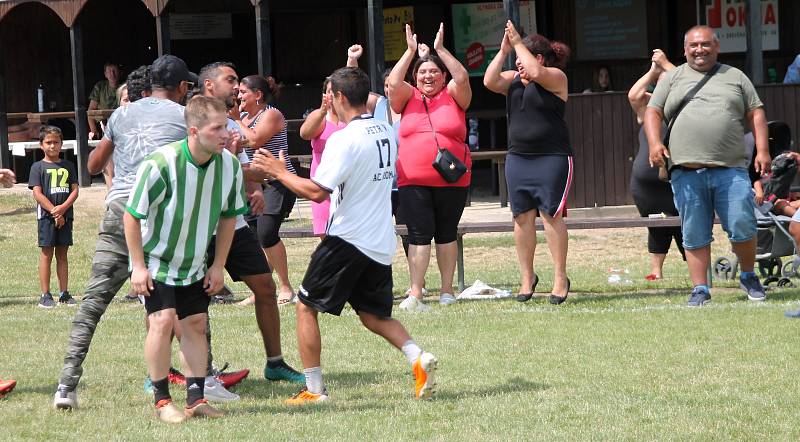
647, 226, 686, 258
248, 214, 284, 248
398, 185, 468, 245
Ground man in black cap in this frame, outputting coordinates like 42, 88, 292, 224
53, 54, 196, 410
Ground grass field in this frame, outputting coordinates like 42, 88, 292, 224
2, 188, 800, 440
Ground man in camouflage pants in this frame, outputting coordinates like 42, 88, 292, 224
53, 55, 194, 409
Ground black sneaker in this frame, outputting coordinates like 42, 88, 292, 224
739, 273, 766, 302
58, 291, 77, 306
38, 292, 56, 308
687, 286, 711, 307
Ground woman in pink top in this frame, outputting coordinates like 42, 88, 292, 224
300, 78, 346, 236
388, 23, 472, 312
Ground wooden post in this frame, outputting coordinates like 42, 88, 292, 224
70, 24, 90, 187
156, 13, 171, 56
503, 0, 520, 70
367, 0, 385, 92
745, 0, 763, 84
255, 1, 272, 76
0, 61, 10, 170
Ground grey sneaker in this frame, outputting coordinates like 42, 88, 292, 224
38, 293, 56, 309
739, 274, 766, 301
53, 385, 78, 409
687, 286, 711, 307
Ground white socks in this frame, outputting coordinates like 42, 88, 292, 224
304, 366, 324, 394
401, 340, 423, 365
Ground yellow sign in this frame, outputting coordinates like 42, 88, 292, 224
384, 6, 414, 61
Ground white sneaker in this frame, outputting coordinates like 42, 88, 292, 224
439, 293, 457, 305
53, 385, 78, 409
204, 376, 240, 403
399, 296, 430, 312
404, 288, 428, 297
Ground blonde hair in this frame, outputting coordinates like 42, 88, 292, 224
184, 95, 227, 129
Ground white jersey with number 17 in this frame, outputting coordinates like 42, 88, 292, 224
311, 115, 397, 265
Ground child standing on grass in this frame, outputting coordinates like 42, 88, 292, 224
28, 126, 79, 308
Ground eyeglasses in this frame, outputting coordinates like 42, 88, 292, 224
185, 80, 196, 89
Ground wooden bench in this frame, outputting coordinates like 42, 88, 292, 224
282, 216, 684, 292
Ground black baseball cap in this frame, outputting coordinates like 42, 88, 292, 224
150, 55, 198, 88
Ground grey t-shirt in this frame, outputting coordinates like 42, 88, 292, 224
648, 63, 763, 168
104, 97, 187, 203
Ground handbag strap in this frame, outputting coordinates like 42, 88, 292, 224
663, 63, 721, 146
421, 95, 467, 163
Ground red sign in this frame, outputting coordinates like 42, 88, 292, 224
466, 42, 485, 70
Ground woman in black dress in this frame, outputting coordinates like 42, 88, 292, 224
628, 49, 684, 280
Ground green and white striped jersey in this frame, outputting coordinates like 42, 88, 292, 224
126, 139, 248, 286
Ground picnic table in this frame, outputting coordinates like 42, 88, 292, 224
10, 139, 100, 157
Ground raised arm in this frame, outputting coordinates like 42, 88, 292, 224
433, 23, 472, 110
483, 29, 517, 95
628, 65, 660, 124
506, 21, 567, 101
346, 44, 363, 68
299, 92, 332, 140
387, 24, 418, 114
236, 108, 284, 148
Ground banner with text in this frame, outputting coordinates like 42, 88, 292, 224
452, 1, 537, 77
574, 0, 648, 60
704, 0, 779, 53
384, 6, 415, 61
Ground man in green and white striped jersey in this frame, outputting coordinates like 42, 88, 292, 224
124, 96, 248, 423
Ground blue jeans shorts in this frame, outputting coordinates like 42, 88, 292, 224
670, 167, 756, 250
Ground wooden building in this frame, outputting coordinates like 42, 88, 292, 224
1, 0, 798, 207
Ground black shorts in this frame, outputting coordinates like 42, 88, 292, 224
144, 279, 210, 320
38, 217, 73, 247
207, 226, 271, 281
299, 236, 393, 317
505, 153, 573, 217
397, 185, 468, 245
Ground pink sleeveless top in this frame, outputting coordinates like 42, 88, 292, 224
397, 88, 471, 187
310, 119, 345, 235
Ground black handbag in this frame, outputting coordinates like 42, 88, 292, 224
422, 96, 468, 183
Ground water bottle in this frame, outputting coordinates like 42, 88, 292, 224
37, 83, 45, 112
608, 268, 632, 284
467, 117, 479, 151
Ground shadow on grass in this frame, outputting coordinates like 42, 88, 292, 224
0, 297, 37, 307
435, 376, 548, 401
0, 206, 35, 217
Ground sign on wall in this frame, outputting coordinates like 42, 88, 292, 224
384, 6, 415, 61
170, 13, 232, 40
704, 0, 779, 53
451, 1, 537, 77
574, 0, 648, 60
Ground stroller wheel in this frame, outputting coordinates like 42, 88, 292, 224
763, 276, 780, 287
782, 261, 799, 278
713, 257, 737, 281
777, 277, 795, 288
758, 258, 782, 278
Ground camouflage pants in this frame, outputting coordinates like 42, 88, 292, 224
58, 199, 131, 389
58, 199, 217, 389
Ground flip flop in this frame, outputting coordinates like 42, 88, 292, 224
277, 293, 297, 306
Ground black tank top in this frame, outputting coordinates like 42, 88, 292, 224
506, 75, 572, 155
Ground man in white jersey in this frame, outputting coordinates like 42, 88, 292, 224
252, 67, 438, 405
125, 96, 248, 423
53, 54, 195, 410
198, 61, 304, 383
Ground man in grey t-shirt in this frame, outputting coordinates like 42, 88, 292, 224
644, 25, 770, 307
53, 55, 196, 410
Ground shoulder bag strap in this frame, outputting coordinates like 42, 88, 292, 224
421, 95, 468, 163
663, 63, 721, 147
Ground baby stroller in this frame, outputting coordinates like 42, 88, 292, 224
713, 121, 798, 286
